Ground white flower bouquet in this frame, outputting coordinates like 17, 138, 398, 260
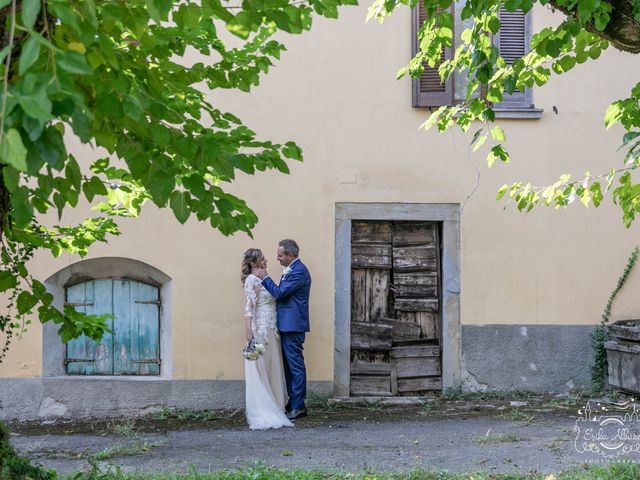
242, 338, 266, 361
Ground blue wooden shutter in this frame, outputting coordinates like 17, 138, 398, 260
495, 9, 532, 109
65, 279, 160, 376
113, 280, 161, 375
66, 280, 114, 375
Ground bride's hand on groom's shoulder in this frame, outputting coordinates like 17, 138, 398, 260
252, 267, 268, 279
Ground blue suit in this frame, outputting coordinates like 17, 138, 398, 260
262, 259, 311, 410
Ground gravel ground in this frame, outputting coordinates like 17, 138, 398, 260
10, 408, 640, 476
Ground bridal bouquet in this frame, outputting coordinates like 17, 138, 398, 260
242, 338, 266, 361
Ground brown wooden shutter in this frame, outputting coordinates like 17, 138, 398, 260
412, 2, 453, 108
495, 8, 532, 109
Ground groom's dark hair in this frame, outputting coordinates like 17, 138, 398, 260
279, 239, 299, 258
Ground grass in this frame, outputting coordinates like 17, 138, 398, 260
64, 462, 640, 480
504, 408, 536, 426
442, 388, 537, 402
153, 407, 240, 422
472, 432, 522, 445
108, 419, 137, 437
92, 441, 163, 461
306, 393, 391, 412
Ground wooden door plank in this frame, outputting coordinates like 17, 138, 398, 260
352, 244, 392, 269
352, 221, 392, 244
350, 376, 393, 396
391, 363, 399, 395
390, 345, 440, 358
395, 298, 438, 312
394, 356, 441, 378
392, 222, 436, 246
351, 269, 367, 323
397, 377, 443, 392
368, 269, 389, 321
351, 321, 393, 350
66, 282, 92, 375
113, 279, 131, 375
393, 272, 438, 298
135, 282, 161, 375
351, 362, 391, 375
90, 280, 114, 375
380, 318, 421, 342
393, 246, 437, 272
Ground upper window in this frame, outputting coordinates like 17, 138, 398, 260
65, 279, 161, 375
412, 1, 537, 115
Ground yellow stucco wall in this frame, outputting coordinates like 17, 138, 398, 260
1, 4, 639, 381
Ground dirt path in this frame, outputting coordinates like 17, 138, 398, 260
10, 404, 639, 475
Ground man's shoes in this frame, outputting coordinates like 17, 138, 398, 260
286, 408, 308, 420
285, 404, 292, 414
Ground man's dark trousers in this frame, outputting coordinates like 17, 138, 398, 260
280, 331, 306, 410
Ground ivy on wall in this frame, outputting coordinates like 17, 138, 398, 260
591, 246, 640, 393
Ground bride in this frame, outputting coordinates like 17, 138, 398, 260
241, 248, 293, 430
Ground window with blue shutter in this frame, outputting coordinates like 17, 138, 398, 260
65, 279, 161, 375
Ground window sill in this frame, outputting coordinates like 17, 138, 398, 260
46, 375, 167, 381
493, 108, 543, 119
415, 106, 544, 120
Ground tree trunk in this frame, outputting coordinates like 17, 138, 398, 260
548, 0, 640, 53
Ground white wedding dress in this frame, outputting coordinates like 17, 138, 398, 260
243, 274, 293, 430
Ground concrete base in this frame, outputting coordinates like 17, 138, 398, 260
461, 324, 594, 393
0, 379, 332, 421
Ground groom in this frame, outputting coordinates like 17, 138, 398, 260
253, 239, 311, 420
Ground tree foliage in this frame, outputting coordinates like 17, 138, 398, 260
0, 0, 355, 362
370, 0, 640, 223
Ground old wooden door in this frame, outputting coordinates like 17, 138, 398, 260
65, 279, 161, 375
350, 221, 442, 396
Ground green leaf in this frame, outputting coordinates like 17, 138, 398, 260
170, 191, 191, 224
19, 35, 40, 75
0, 129, 28, 171
2, 165, 20, 192
282, 142, 302, 161
472, 133, 487, 152
0, 270, 17, 293
146, 168, 175, 206
56, 51, 93, 75
65, 157, 82, 191
487, 16, 500, 35
490, 126, 506, 142
17, 291, 38, 314
21, 0, 41, 30
18, 89, 52, 122
10, 186, 33, 226
487, 144, 510, 167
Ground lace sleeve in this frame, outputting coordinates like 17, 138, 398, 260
243, 275, 259, 318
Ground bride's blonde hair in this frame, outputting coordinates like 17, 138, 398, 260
241, 248, 263, 284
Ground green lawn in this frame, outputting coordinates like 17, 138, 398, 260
64, 461, 640, 480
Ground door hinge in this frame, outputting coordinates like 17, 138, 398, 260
64, 302, 95, 307
64, 358, 95, 365
134, 300, 161, 305
132, 359, 161, 364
